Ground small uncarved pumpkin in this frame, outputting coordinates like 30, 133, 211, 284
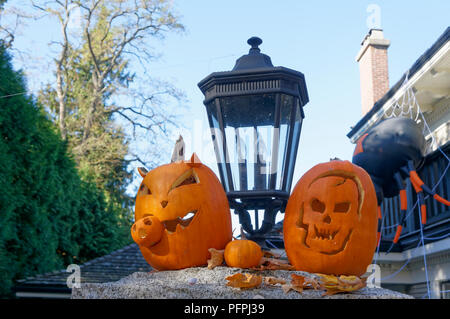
224, 239, 263, 269
283, 160, 378, 276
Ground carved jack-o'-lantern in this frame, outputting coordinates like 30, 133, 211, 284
283, 160, 378, 276
131, 152, 233, 270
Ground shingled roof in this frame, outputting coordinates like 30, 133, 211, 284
347, 26, 450, 140
14, 243, 151, 298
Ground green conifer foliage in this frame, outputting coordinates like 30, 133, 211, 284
0, 46, 131, 297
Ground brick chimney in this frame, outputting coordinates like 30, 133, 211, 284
356, 29, 390, 115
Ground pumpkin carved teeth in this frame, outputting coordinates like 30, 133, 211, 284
314, 225, 339, 240
162, 209, 198, 233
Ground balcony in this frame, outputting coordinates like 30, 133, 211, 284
379, 142, 450, 252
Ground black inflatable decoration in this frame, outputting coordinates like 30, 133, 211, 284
352, 117, 450, 244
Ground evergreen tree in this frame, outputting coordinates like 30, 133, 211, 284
0, 46, 131, 297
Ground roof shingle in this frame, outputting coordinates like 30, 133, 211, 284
15, 243, 151, 294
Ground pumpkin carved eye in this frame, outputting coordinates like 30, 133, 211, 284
334, 202, 350, 213
139, 184, 151, 195
311, 198, 325, 213
170, 169, 199, 191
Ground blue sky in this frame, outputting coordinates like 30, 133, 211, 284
147, 0, 450, 182
8, 0, 450, 229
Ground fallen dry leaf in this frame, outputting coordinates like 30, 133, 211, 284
338, 275, 365, 287
252, 257, 295, 271
316, 274, 338, 287
226, 273, 263, 290
282, 284, 301, 294
282, 273, 320, 294
207, 248, 224, 269
262, 250, 281, 259
291, 274, 305, 287
282, 274, 305, 293
263, 276, 287, 286
316, 274, 366, 296
303, 276, 321, 290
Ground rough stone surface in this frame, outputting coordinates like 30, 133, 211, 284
72, 266, 413, 299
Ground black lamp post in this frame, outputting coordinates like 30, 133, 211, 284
198, 37, 309, 246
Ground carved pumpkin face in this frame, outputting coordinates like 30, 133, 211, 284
283, 160, 378, 276
302, 176, 360, 255
132, 154, 232, 270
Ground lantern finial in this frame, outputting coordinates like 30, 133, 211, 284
231, 36, 273, 70
247, 37, 262, 53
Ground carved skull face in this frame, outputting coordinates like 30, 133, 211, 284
302, 176, 360, 255
283, 160, 378, 276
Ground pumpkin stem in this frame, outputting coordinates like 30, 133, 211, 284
137, 167, 148, 178
171, 135, 185, 162
240, 226, 247, 240
231, 228, 238, 240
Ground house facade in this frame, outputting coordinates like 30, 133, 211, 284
348, 28, 450, 298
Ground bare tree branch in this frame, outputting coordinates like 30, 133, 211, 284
24, 0, 185, 187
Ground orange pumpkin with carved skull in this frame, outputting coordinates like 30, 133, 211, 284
131, 153, 232, 270
283, 160, 378, 276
